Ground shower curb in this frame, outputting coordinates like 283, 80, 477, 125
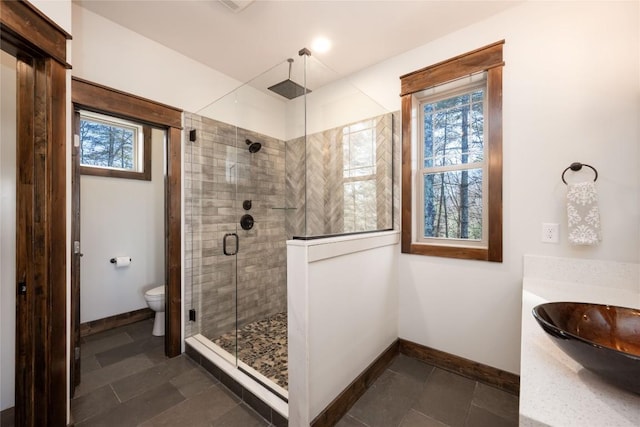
185, 343, 287, 426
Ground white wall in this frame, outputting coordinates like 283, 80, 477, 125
285, 77, 390, 140
72, 2, 392, 142
72, 3, 237, 115
288, 232, 399, 425
80, 129, 166, 323
196, 83, 287, 140
31, 0, 72, 33
70, 0, 640, 377
73, 2, 291, 137
346, 0, 639, 374
0, 50, 17, 412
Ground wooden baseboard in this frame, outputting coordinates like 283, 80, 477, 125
1, 407, 14, 426
80, 308, 154, 337
311, 340, 399, 427
398, 338, 519, 395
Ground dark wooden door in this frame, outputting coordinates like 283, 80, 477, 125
14, 53, 36, 427
2, 1, 70, 424
14, 53, 67, 427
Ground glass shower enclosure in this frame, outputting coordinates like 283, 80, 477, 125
184, 50, 393, 401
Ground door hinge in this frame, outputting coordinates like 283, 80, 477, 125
74, 134, 80, 148
189, 309, 196, 322
74, 240, 81, 254
74, 346, 81, 361
17, 280, 26, 296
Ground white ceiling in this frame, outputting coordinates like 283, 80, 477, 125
75, 0, 520, 89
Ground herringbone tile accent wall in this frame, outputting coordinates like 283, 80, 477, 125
285, 112, 395, 237
376, 114, 394, 230
393, 113, 401, 230
285, 136, 306, 238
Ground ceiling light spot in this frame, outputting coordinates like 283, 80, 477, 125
311, 36, 331, 54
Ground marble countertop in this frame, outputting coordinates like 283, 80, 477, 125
520, 256, 640, 426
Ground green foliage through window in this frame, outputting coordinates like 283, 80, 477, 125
420, 85, 486, 241
423, 89, 484, 168
423, 169, 483, 239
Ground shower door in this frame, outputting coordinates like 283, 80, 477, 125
207, 123, 288, 397
184, 115, 240, 365
208, 129, 243, 364
186, 57, 300, 395
233, 127, 289, 395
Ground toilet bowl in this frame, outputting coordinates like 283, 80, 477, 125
144, 285, 165, 336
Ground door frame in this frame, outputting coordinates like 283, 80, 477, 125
1, 1, 70, 425
70, 78, 183, 367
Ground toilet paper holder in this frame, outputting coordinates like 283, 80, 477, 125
110, 257, 132, 264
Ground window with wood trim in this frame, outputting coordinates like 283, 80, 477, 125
77, 110, 151, 181
400, 41, 504, 262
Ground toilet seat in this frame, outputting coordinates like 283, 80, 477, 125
145, 285, 164, 299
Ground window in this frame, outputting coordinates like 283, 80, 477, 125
418, 79, 486, 243
400, 41, 504, 261
343, 119, 377, 232
78, 110, 151, 180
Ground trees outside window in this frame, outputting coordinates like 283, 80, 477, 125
400, 41, 503, 262
77, 111, 151, 181
419, 84, 485, 242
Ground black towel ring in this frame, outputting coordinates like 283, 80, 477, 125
561, 162, 598, 185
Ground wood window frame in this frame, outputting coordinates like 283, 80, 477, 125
400, 41, 504, 262
71, 77, 183, 359
78, 111, 152, 181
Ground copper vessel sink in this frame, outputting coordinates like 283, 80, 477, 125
532, 302, 640, 394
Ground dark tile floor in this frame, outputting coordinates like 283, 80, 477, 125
336, 354, 519, 427
71, 318, 272, 426
3, 318, 519, 427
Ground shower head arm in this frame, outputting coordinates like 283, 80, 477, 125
287, 58, 293, 79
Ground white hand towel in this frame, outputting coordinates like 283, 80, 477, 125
566, 182, 601, 245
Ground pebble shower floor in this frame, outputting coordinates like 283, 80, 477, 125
212, 312, 288, 390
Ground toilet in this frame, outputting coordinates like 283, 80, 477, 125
144, 285, 165, 336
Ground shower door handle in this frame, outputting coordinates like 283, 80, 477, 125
223, 233, 239, 256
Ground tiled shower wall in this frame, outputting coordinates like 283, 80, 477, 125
184, 111, 398, 341
393, 112, 400, 231
286, 113, 394, 237
184, 113, 287, 340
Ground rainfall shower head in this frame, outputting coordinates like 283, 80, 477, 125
246, 139, 262, 153
268, 58, 311, 100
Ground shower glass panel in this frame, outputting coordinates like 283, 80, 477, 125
186, 58, 299, 397
184, 113, 240, 366
184, 51, 394, 400
286, 55, 393, 238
